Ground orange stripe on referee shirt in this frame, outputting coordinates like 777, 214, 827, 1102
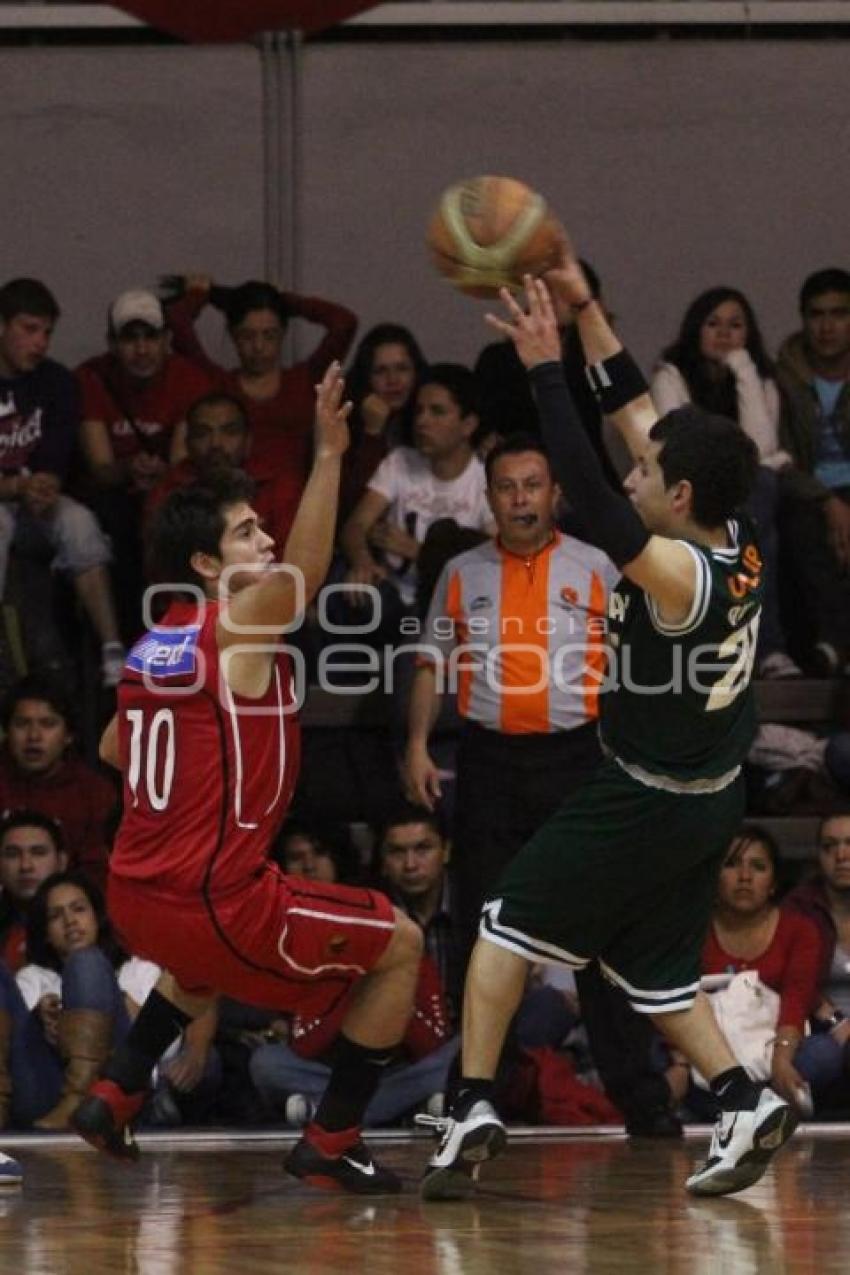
445, 570, 474, 719
499, 548, 551, 734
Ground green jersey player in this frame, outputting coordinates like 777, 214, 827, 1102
419, 257, 796, 1202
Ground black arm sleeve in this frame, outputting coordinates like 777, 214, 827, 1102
530, 361, 650, 569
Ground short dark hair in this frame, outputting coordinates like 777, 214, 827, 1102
818, 810, 850, 844
484, 432, 552, 485
186, 392, 248, 432
223, 281, 291, 331
799, 268, 850, 315
1, 673, 75, 734
419, 363, 479, 419
0, 808, 64, 855
25, 870, 124, 972
0, 277, 60, 324
649, 406, 758, 527
377, 801, 446, 851
147, 470, 256, 588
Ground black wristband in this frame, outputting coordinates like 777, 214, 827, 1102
585, 349, 649, 414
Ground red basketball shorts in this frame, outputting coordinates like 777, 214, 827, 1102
108, 865, 397, 1014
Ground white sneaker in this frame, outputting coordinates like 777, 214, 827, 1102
686, 1087, 797, 1197
416, 1098, 507, 1201
0, 1152, 22, 1186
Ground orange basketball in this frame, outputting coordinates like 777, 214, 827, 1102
426, 175, 562, 299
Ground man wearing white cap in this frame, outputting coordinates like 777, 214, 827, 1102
76, 288, 212, 639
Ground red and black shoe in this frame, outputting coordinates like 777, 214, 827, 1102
71, 1079, 147, 1161
284, 1123, 402, 1195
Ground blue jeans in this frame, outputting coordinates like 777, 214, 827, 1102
250, 1036, 460, 1127
0, 949, 129, 1127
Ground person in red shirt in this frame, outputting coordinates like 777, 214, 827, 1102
76, 289, 214, 640
0, 674, 116, 891
164, 275, 357, 483
666, 826, 823, 1115
0, 810, 66, 972
72, 365, 422, 1194
144, 391, 301, 554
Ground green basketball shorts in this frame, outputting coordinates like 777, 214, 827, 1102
480, 758, 745, 1015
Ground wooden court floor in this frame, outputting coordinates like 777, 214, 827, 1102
0, 1126, 845, 1274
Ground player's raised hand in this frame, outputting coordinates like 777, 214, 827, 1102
543, 228, 594, 320
485, 276, 562, 370
314, 361, 352, 459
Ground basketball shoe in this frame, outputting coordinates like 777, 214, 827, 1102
285, 1124, 402, 1195
71, 1080, 147, 1161
0, 1152, 22, 1185
417, 1098, 507, 1200
686, 1087, 798, 1196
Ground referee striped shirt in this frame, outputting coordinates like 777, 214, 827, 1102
422, 531, 618, 734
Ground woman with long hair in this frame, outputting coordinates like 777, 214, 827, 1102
340, 322, 428, 522
651, 287, 799, 677
0, 871, 218, 1130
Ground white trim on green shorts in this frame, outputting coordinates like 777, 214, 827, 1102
480, 899, 590, 969
600, 959, 700, 1015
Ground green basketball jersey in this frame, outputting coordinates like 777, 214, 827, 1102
601, 515, 763, 784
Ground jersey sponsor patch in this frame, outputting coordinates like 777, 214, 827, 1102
126, 625, 201, 678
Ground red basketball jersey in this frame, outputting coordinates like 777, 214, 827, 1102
110, 597, 301, 897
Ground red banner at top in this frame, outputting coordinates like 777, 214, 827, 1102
116, 1, 379, 42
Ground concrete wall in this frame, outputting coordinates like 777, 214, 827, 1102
0, 39, 846, 374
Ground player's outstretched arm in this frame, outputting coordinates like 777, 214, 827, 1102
543, 243, 657, 462
222, 363, 350, 642
487, 278, 697, 624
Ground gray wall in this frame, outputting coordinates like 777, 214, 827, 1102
0, 39, 846, 374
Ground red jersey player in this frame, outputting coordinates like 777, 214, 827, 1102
72, 364, 422, 1193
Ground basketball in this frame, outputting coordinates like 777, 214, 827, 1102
426, 175, 562, 298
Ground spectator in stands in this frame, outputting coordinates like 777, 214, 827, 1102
77, 288, 213, 639
341, 363, 495, 615
145, 392, 302, 556
775, 268, 850, 675
0, 810, 66, 973
249, 805, 460, 1126
340, 323, 428, 522
163, 273, 357, 482
474, 258, 622, 488
0, 674, 117, 890
650, 286, 800, 678
785, 811, 850, 1108
666, 826, 823, 1116
271, 818, 357, 886
0, 278, 124, 686
0, 870, 219, 1131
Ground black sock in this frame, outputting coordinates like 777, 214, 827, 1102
313, 1035, 395, 1132
710, 1066, 761, 1112
103, 990, 192, 1094
454, 1077, 495, 1116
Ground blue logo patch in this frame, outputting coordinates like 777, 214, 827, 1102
126, 626, 200, 678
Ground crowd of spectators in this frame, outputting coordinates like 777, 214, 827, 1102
0, 259, 848, 1136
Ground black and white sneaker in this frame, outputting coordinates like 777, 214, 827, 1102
284, 1134, 402, 1195
416, 1098, 507, 1201
686, 1087, 798, 1197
